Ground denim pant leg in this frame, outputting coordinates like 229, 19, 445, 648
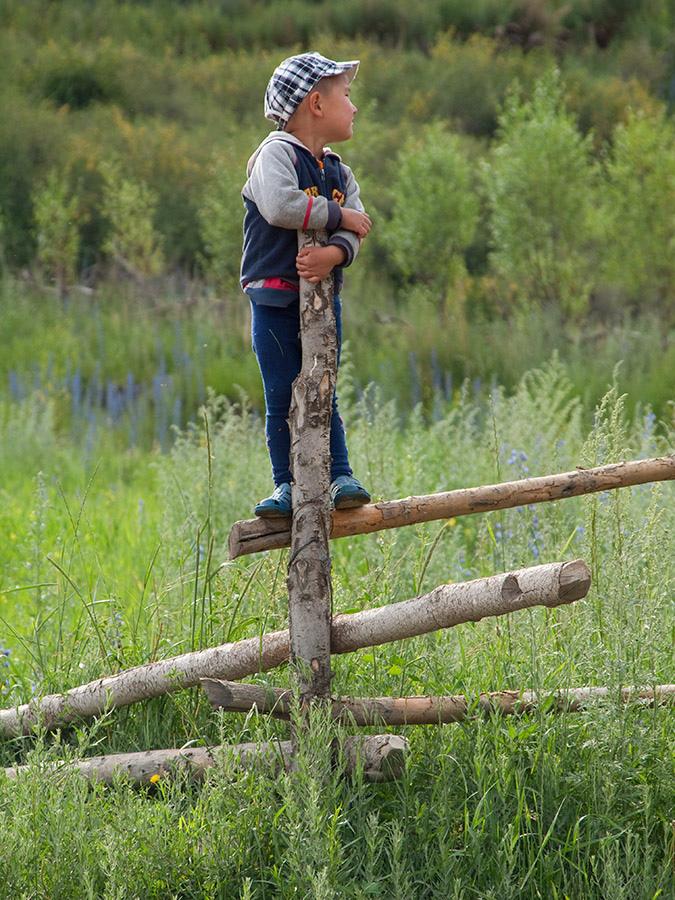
250, 297, 352, 486
330, 296, 353, 481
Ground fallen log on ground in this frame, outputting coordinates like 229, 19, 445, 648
202, 681, 675, 724
228, 456, 675, 559
2, 733, 409, 785
0, 559, 589, 738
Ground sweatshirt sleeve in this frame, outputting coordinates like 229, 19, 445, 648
326, 163, 364, 268
243, 142, 341, 231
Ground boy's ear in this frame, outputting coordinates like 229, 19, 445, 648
306, 89, 324, 117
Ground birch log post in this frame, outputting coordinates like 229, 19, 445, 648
201, 680, 675, 724
3, 734, 409, 785
228, 455, 675, 558
0, 560, 589, 738
287, 228, 335, 702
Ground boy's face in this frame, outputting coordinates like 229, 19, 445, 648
314, 73, 358, 142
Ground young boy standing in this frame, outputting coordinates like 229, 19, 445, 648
241, 52, 372, 518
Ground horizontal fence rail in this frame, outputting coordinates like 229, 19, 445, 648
228, 456, 675, 559
0, 560, 589, 737
202, 681, 675, 725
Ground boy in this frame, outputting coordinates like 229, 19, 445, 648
241, 52, 372, 518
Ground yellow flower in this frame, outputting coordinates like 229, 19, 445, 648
149, 773, 161, 784
447, 518, 457, 527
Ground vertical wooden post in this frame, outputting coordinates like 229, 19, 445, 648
286, 229, 336, 703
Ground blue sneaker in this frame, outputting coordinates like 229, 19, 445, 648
331, 475, 371, 509
254, 483, 292, 518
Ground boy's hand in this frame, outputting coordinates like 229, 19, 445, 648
340, 208, 372, 239
296, 245, 346, 284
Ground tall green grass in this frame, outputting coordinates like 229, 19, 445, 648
2, 278, 674, 452
0, 359, 672, 897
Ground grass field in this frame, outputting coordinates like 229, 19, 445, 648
2, 1, 674, 892
2, 278, 675, 450
0, 353, 673, 898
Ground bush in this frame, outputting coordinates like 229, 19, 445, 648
198, 154, 247, 291
31, 40, 126, 110
99, 160, 164, 278
0, 89, 68, 266
381, 123, 480, 291
564, 69, 660, 146
599, 109, 675, 318
33, 168, 81, 295
483, 70, 598, 317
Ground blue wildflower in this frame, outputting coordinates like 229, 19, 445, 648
507, 449, 529, 474
0, 645, 11, 690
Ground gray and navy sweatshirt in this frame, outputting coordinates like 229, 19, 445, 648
240, 132, 364, 306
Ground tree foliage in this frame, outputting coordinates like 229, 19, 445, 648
34, 168, 81, 296
600, 110, 675, 317
0, 4, 672, 326
198, 156, 246, 291
484, 71, 597, 316
100, 161, 164, 279
383, 125, 479, 286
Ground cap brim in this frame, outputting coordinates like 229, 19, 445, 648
329, 60, 360, 82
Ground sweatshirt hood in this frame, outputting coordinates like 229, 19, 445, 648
246, 131, 340, 176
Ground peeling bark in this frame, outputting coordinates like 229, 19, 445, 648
202, 680, 675, 724
228, 455, 675, 559
0, 560, 589, 737
286, 229, 336, 702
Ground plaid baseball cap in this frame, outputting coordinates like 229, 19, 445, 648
264, 52, 359, 130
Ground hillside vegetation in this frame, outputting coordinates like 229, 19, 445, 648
1, 0, 674, 426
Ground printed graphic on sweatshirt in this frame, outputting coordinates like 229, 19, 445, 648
332, 189, 346, 206
303, 186, 320, 197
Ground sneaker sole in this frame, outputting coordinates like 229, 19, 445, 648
254, 508, 292, 519
333, 495, 371, 510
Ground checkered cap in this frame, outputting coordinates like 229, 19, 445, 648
264, 52, 359, 130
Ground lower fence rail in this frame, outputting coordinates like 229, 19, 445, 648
202, 681, 675, 725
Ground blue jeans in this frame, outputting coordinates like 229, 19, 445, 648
250, 296, 353, 486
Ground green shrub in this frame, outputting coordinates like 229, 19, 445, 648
564, 68, 660, 146
483, 70, 598, 317
33, 168, 81, 295
426, 33, 511, 135
71, 107, 213, 267
600, 109, 675, 317
99, 160, 164, 279
42, 63, 113, 109
0, 88, 68, 266
198, 154, 247, 291
30, 40, 126, 110
381, 124, 480, 291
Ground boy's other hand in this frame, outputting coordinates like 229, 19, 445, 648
296, 245, 346, 284
340, 208, 372, 239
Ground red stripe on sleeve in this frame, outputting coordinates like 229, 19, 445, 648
302, 195, 314, 231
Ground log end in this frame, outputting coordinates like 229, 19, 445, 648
227, 531, 243, 561
558, 559, 592, 602
344, 734, 409, 782
201, 678, 236, 709
228, 518, 291, 560
200, 679, 292, 717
